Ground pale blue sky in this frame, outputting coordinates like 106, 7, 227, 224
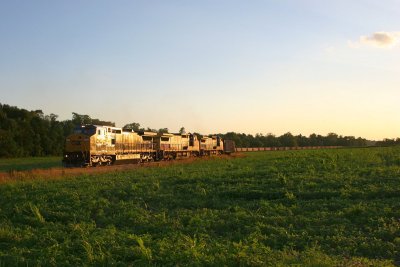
1, 1, 399, 139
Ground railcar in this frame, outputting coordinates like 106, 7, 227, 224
154, 133, 200, 160
200, 136, 224, 155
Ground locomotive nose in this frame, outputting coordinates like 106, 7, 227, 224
65, 134, 90, 152
63, 133, 91, 167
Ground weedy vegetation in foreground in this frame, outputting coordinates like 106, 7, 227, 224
0, 156, 61, 172
0, 147, 399, 266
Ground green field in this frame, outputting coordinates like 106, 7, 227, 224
0, 157, 62, 172
0, 147, 399, 266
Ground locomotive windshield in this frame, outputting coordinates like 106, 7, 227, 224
73, 125, 96, 135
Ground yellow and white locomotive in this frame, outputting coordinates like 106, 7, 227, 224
63, 124, 229, 167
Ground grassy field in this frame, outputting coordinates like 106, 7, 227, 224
0, 156, 62, 172
0, 147, 399, 266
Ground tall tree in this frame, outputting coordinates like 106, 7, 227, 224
279, 132, 298, 147
158, 128, 169, 134
179, 127, 186, 134
123, 122, 141, 131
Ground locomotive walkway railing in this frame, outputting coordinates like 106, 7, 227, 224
115, 143, 156, 153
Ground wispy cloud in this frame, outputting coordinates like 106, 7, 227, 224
349, 31, 400, 49
324, 46, 335, 53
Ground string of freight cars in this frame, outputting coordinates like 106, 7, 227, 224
236, 146, 341, 152
63, 124, 236, 167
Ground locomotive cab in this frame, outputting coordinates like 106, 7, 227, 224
63, 125, 96, 166
63, 125, 122, 166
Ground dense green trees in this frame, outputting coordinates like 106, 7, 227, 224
72, 112, 115, 126
123, 122, 141, 131
219, 132, 369, 148
0, 104, 114, 157
122, 123, 168, 134
376, 138, 400, 146
0, 105, 68, 157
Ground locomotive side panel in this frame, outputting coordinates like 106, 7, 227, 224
114, 131, 157, 162
90, 126, 124, 165
155, 133, 200, 159
116, 132, 142, 154
113, 131, 142, 161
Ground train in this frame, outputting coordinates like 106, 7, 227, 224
62, 124, 236, 167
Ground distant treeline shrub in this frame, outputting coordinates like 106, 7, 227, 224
220, 132, 369, 148
376, 138, 400, 146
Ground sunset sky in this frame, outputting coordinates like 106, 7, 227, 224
0, 1, 399, 140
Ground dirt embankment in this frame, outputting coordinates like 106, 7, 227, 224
0, 153, 245, 184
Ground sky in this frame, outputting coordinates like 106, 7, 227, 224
0, 0, 399, 140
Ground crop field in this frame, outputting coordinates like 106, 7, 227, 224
0, 147, 399, 266
0, 157, 61, 172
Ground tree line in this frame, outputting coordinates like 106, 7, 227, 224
0, 104, 114, 157
220, 132, 369, 148
0, 104, 176, 157
0, 103, 396, 158
375, 138, 400, 146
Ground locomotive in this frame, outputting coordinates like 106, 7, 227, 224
62, 124, 235, 167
